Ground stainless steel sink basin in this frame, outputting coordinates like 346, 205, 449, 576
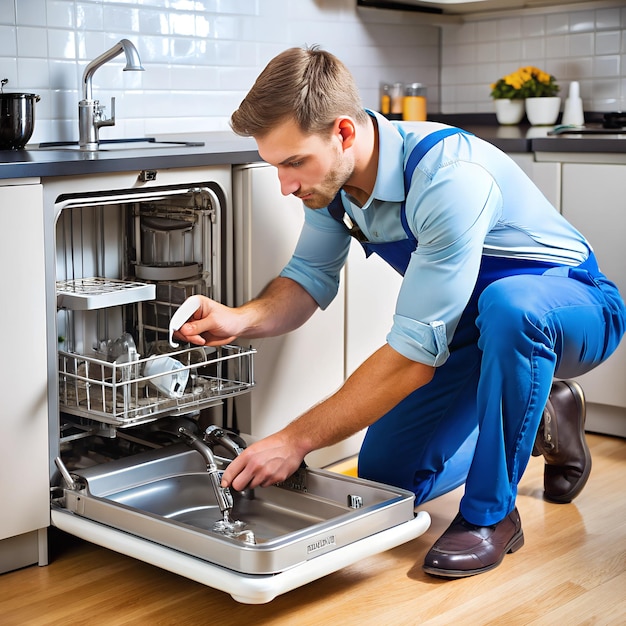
59, 444, 420, 575
32, 137, 204, 151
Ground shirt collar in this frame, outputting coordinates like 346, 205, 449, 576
367, 109, 406, 203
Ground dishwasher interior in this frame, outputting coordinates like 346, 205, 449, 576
51, 180, 254, 461
47, 170, 429, 604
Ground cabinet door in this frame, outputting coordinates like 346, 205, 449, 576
562, 163, 626, 411
345, 243, 403, 376
0, 183, 50, 540
232, 164, 360, 467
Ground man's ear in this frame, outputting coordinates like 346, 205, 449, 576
335, 117, 356, 151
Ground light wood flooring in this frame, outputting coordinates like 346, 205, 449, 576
1, 433, 624, 625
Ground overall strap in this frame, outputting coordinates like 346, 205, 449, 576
328, 188, 348, 223
400, 128, 471, 242
328, 126, 472, 239
404, 127, 471, 188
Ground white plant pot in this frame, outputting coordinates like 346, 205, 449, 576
494, 99, 525, 125
525, 97, 561, 126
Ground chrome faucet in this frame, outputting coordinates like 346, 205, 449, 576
204, 425, 246, 457
78, 38, 144, 150
177, 426, 234, 516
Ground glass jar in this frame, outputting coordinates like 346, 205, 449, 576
390, 82, 404, 116
379, 83, 391, 115
402, 83, 427, 121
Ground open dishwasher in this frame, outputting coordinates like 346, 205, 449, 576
45, 166, 430, 604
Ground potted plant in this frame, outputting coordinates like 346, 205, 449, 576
490, 70, 526, 125
490, 66, 561, 126
518, 66, 561, 126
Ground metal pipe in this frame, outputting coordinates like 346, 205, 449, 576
177, 427, 234, 514
79, 39, 144, 149
81, 39, 144, 101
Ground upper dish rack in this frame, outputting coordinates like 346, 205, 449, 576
56, 277, 156, 310
58, 343, 255, 427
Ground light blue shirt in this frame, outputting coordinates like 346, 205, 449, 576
280, 111, 589, 366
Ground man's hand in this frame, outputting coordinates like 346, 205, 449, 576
173, 296, 241, 347
220, 344, 435, 493
220, 432, 307, 491
173, 278, 319, 347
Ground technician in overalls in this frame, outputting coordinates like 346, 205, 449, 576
175, 46, 625, 578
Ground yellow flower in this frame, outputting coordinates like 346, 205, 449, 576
490, 65, 559, 99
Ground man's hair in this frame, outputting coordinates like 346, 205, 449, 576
230, 45, 369, 138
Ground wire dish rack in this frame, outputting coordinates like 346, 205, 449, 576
58, 344, 255, 427
57, 277, 157, 310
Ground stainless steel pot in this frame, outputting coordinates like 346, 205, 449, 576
0, 82, 40, 149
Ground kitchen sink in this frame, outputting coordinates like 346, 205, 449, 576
33, 137, 204, 151
56, 444, 426, 576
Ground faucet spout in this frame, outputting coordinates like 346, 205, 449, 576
178, 426, 234, 514
79, 39, 144, 150
203, 425, 246, 458
82, 39, 144, 101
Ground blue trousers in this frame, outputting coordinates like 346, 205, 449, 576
358, 253, 626, 526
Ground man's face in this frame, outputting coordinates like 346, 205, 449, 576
256, 118, 354, 209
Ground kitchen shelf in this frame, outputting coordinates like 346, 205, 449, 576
56, 277, 156, 310
58, 344, 255, 427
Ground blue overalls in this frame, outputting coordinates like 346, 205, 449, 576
329, 128, 626, 526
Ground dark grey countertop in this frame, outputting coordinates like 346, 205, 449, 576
1, 117, 625, 181
530, 132, 626, 154
0, 132, 260, 180
431, 113, 626, 155
456, 123, 626, 155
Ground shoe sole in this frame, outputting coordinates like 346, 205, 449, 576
543, 379, 592, 504
422, 528, 525, 578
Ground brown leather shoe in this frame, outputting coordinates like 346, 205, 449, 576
422, 508, 524, 578
532, 380, 591, 503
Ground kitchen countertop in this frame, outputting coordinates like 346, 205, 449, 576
460, 124, 626, 155
0, 132, 261, 180
1, 117, 625, 181
430, 113, 626, 155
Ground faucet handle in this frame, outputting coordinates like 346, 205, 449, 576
204, 425, 246, 458
95, 96, 116, 129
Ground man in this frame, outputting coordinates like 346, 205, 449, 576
175, 46, 625, 577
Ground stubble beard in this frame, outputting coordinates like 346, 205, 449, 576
300, 152, 354, 210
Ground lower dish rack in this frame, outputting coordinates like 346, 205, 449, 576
58, 344, 255, 427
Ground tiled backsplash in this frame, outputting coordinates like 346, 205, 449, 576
0, 0, 440, 144
441, 3, 626, 114
0, 0, 624, 145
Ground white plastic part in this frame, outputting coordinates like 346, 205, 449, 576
143, 355, 189, 398
561, 81, 584, 127
51, 508, 431, 604
169, 294, 203, 348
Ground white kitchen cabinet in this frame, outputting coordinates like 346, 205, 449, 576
561, 162, 626, 437
0, 180, 50, 573
232, 163, 362, 468
345, 244, 403, 377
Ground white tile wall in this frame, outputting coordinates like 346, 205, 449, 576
441, 3, 626, 114
2, 0, 624, 144
0, 0, 440, 144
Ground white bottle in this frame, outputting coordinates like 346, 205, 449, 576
562, 81, 585, 126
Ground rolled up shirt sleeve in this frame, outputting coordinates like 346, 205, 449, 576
387, 158, 502, 366
280, 206, 352, 310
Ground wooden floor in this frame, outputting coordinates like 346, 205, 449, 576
2, 433, 625, 625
